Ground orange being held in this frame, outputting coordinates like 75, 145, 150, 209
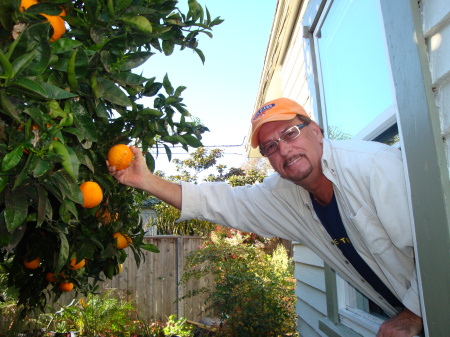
79, 181, 103, 208
108, 144, 134, 171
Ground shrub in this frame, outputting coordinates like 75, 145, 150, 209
180, 231, 298, 337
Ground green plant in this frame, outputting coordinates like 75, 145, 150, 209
0, 0, 223, 311
163, 315, 194, 337
132, 317, 165, 337
45, 289, 135, 335
180, 231, 298, 337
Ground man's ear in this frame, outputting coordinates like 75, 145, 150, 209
309, 122, 324, 142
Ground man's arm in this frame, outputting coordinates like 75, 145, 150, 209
377, 308, 423, 337
107, 145, 182, 209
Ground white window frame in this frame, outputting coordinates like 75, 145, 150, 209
304, 0, 402, 334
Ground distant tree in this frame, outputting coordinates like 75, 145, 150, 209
151, 147, 267, 235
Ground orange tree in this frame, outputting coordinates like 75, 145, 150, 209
0, 0, 222, 310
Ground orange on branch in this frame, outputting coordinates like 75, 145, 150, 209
40, 14, 66, 42
59, 280, 74, 292
45, 272, 57, 283
108, 144, 133, 170
113, 232, 132, 249
19, 0, 38, 12
79, 181, 103, 208
24, 257, 41, 269
68, 257, 85, 270
96, 207, 119, 225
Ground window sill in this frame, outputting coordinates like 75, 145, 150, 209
319, 317, 364, 337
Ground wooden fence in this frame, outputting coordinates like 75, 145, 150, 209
98, 236, 210, 323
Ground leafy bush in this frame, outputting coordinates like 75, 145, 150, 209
180, 231, 298, 337
43, 289, 135, 335
0, 0, 222, 311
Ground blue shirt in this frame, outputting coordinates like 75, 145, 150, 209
311, 193, 403, 309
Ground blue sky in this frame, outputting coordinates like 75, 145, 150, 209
138, 0, 277, 173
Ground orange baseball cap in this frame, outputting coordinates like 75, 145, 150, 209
250, 97, 309, 148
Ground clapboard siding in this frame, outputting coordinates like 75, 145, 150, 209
423, 0, 450, 170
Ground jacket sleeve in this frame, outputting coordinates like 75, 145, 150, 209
178, 181, 280, 238
370, 148, 421, 316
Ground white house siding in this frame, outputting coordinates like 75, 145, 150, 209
293, 243, 328, 337
422, 0, 450, 175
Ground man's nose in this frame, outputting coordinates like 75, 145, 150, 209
278, 140, 291, 156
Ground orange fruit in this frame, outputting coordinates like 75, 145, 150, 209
59, 280, 74, 292
96, 207, 119, 225
40, 14, 66, 42
19, 0, 38, 12
113, 232, 132, 249
108, 144, 133, 171
45, 272, 57, 283
79, 181, 103, 208
68, 257, 85, 270
24, 257, 41, 269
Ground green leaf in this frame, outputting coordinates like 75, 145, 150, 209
109, 72, 148, 86
163, 143, 172, 162
141, 108, 163, 117
143, 82, 162, 97
0, 175, 8, 193
67, 49, 79, 90
0, 92, 21, 123
162, 73, 174, 95
55, 231, 70, 273
119, 52, 153, 71
38, 82, 78, 99
145, 152, 155, 172
96, 77, 131, 106
119, 14, 153, 33
194, 47, 206, 64
36, 185, 51, 227
51, 140, 78, 180
51, 38, 84, 54
141, 244, 160, 253
11, 51, 36, 76
77, 242, 96, 260
0, 49, 14, 78
10, 77, 47, 97
1, 144, 24, 171
50, 171, 83, 205
162, 40, 174, 56
71, 102, 98, 142
30, 156, 52, 177
5, 188, 28, 231
182, 134, 202, 148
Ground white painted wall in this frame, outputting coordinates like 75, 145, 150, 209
422, 0, 450, 176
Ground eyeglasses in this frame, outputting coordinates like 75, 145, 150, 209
259, 123, 309, 157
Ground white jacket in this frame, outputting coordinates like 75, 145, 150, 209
179, 139, 420, 317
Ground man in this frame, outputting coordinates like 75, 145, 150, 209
108, 97, 423, 336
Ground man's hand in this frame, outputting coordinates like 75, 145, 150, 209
377, 308, 423, 337
107, 145, 182, 209
107, 145, 152, 190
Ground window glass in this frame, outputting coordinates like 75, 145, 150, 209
317, 0, 394, 139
